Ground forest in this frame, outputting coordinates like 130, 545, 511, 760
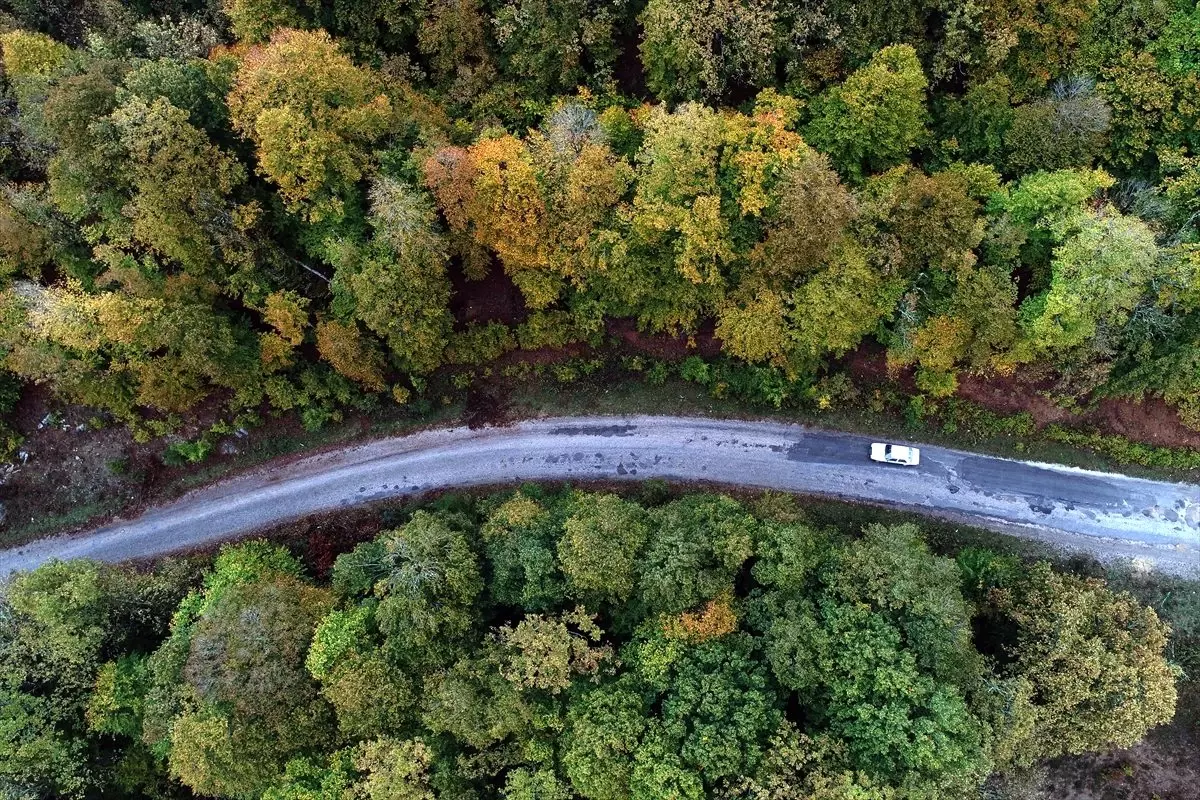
2, 4, 1199, 798
0, 0, 1199, 451
0, 488, 1184, 799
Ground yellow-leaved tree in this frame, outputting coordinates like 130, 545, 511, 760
228, 29, 394, 222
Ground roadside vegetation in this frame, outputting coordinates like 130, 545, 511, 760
1, 487, 1192, 800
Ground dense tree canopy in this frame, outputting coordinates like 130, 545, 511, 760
0, 2, 1194, 794
0, 489, 1179, 799
226, 28, 394, 222
0, 0, 1199, 440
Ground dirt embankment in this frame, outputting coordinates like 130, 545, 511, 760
843, 343, 1200, 448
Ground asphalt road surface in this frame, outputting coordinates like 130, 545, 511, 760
2, 415, 1198, 575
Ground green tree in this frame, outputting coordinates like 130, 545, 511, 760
660, 633, 782, 783
827, 524, 982, 688
106, 96, 254, 283
481, 491, 568, 611
171, 576, 335, 798
321, 651, 416, 740
630, 723, 706, 800
751, 519, 830, 593
762, 598, 986, 793
261, 751, 356, 800
639, 0, 777, 102
988, 167, 1114, 300
805, 45, 929, 181
987, 562, 1178, 766
330, 177, 453, 375
0, 31, 71, 82
558, 494, 650, 607
307, 605, 416, 739
86, 654, 150, 739
0, 559, 194, 799
0, 29, 75, 155
1099, 51, 1200, 173
492, 0, 622, 94
596, 102, 727, 332
42, 62, 126, 225
597, 100, 811, 335
784, 241, 903, 369
1105, 248, 1200, 427
562, 677, 649, 800
322, 0, 426, 55
1018, 208, 1160, 358
1004, 77, 1111, 175
638, 494, 758, 616
132, 543, 319, 798
862, 166, 988, 277
373, 511, 485, 670
0, 492, 1181, 800
998, 167, 1114, 231
504, 766, 573, 800
936, 76, 1015, 167
7, 274, 264, 418
315, 318, 389, 392
417, 0, 496, 101
118, 56, 235, 137
976, 0, 1098, 98
725, 723, 898, 800
351, 737, 437, 800
889, 264, 1020, 394
754, 153, 858, 286
224, 0, 320, 43
498, 607, 613, 694
306, 605, 376, 682
716, 290, 790, 365
420, 643, 546, 749
0, 185, 75, 282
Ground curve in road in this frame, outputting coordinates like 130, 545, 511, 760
2, 415, 1198, 575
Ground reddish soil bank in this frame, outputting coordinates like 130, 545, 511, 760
449, 260, 527, 328
843, 343, 1200, 448
1040, 688, 1200, 800
605, 318, 723, 359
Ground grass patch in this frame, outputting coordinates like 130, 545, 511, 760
0, 499, 121, 547
160, 402, 465, 495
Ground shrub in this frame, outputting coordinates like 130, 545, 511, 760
645, 361, 669, 386
714, 363, 792, 408
1043, 425, 1200, 470
516, 311, 580, 351
679, 356, 711, 385
940, 400, 1038, 441
445, 324, 518, 366
162, 438, 213, 466
0, 424, 22, 462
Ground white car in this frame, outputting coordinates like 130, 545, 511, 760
870, 442, 920, 466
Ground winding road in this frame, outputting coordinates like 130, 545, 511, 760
2, 415, 1198, 575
